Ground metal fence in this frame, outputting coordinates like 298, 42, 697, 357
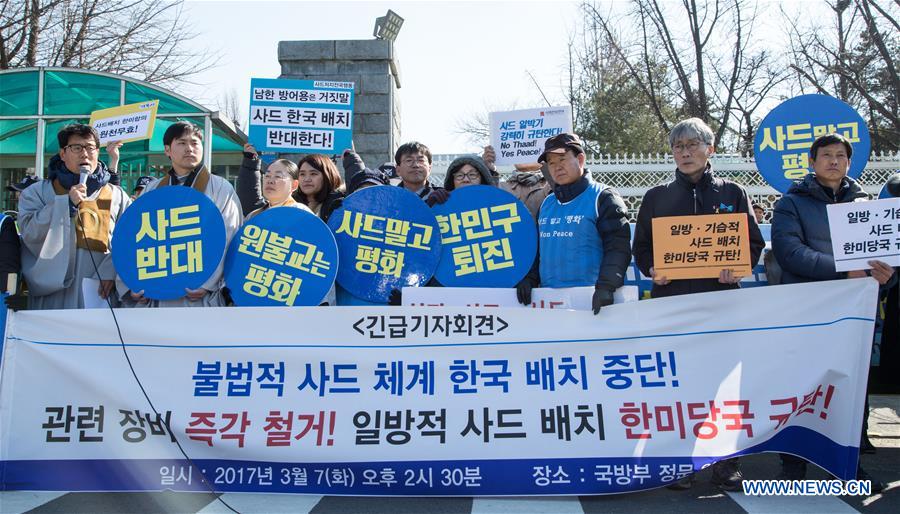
432, 152, 900, 222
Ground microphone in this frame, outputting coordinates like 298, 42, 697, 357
79, 165, 91, 186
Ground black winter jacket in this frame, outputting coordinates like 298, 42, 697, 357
771, 174, 868, 284
633, 166, 765, 298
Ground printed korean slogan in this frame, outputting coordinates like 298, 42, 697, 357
431, 186, 537, 288
754, 94, 870, 194
651, 214, 752, 280
826, 197, 900, 272
112, 187, 227, 300
489, 106, 573, 166
403, 285, 639, 310
248, 78, 354, 154
223, 208, 338, 307
328, 187, 441, 303
89, 100, 159, 145
0, 279, 875, 495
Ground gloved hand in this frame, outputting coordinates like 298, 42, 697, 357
388, 288, 402, 306
592, 287, 614, 315
425, 188, 450, 207
515, 277, 536, 305
4, 293, 27, 311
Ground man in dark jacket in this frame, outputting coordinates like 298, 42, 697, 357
394, 141, 449, 207
515, 133, 631, 315
632, 118, 764, 491
772, 133, 895, 490
633, 118, 765, 299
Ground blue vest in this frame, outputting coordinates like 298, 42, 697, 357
538, 181, 605, 288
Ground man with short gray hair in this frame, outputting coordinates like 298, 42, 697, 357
632, 117, 764, 491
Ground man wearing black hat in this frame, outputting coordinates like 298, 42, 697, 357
516, 132, 631, 315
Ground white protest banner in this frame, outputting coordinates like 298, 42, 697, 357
826, 197, 900, 271
248, 78, 354, 154
0, 280, 875, 495
489, 106, 572, 166
89, 100, 159, 145
403, 286, 638, 310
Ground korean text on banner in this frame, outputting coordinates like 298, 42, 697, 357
89, 100, 159, 145
753, 94, 870, 194
248, 78, 354, 154
651, 213, 752, 280
827, 197, 900, 272
403, 285, 639, 310
0, 280, 876, 495
489, 106, 572, 166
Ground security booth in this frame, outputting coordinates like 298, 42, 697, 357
0, 67, 246, 213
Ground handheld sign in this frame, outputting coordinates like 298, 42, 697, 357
754, 94, 870, 193
826, 197, 900, 272
489, 106, 572, 166
651, 213, 752, 280
223, 208, 338, 306
248, 78, 354, 154
431, 185, 536, 287
89, 100, 159, 145
112, 186, 226, 300
328, 186, 442, 303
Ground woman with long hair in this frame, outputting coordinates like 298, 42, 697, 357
295, 154, 345, 222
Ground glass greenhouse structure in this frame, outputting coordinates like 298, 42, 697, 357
0, 67, 247, 212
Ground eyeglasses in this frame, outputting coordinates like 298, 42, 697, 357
453, 171, 481, 181
65, 143, 99, 154
264, 172, 292, 181
401, 157, 428, 166
672, 141, 705, 153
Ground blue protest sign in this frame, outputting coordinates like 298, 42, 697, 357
754, 94, 870, 194
879, 173, 899, 199
112, 187, 226, 300
248, 78, 354, 154
223, 207, 338, 306
431, 185, 537, 287
328, 187, 442, 303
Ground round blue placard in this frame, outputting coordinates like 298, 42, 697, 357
431, 185, 537, 287
223, 207, 338, 306
754, 94, 870, 193
112, 186, 226, 300
327, 186, 442, 303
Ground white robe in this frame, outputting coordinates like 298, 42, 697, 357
120, 172, 242, 308
19, 180, 131, 310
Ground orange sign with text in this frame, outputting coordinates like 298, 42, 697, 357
651, 213, 751, 280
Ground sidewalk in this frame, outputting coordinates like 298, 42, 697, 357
870, 394, 900, 448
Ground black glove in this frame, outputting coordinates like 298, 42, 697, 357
425, 188, 450, 207
388, 288, 402, 306
516, 277, 536, 305
592, 287, 614, 315
4, 293, 27, 311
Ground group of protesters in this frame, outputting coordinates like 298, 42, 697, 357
1, 116, 898, 493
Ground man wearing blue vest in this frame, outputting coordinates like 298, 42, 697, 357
516, 133, 631, 314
